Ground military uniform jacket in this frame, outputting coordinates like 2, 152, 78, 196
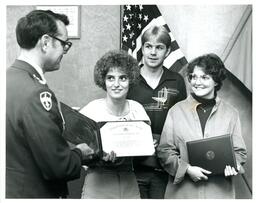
6, 60, 83, 198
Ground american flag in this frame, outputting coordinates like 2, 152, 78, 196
121, 5, 187, 72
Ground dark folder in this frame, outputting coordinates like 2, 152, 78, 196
60, 102, 103, 159
186, 134, 237, 175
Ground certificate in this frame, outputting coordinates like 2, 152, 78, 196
99, 121, 155, 157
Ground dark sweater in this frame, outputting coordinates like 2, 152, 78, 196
191, 93, 216, 136
128, 67, 187, 169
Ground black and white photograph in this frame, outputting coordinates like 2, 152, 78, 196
1, 0, 253, 200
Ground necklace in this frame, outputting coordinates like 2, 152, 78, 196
198, 105, 212, 113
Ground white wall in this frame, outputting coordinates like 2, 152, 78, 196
159, 5, 247, 60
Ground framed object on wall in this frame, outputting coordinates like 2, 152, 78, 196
36, 5, 81, 39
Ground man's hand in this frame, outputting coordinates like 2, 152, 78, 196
186, 165, 212, 182
102, 151, 117, 163
75, 143, 94, 160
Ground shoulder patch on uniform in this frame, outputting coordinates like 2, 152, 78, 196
40, 91, 52, 111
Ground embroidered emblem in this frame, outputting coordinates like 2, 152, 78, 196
145, 87, 179, 111
40, 92, 52, 111
205, 150, 215, 160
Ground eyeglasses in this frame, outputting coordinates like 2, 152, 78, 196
188, 74, 212, 82
48, 34, 72, 52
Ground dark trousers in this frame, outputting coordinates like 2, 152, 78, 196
135, 170, 169, 199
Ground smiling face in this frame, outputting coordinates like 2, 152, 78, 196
190, 66, 217, 99
142, 37, 170, 69
44, 20, 69, 72
105, 67, 130, 101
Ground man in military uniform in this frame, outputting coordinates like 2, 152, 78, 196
6, 10, 93, 198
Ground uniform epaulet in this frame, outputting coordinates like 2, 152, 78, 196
33, 74, 46, 85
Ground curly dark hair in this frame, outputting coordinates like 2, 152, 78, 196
187, 53, 227, 92
94, 50, 140, 91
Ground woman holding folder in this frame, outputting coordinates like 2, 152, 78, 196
157, 53, 247, 198
79, 50, 150, 198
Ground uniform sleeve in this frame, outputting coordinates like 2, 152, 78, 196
22, 88, 82, 181
157, 109, 189, 184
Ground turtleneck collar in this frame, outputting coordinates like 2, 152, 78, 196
191, 93, 216, 106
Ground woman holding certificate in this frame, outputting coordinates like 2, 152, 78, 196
157, 53, 247, 198
79, 50, 150, 198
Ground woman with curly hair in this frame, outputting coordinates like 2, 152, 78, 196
157, 53, 247, 198
79, 50, 150, 198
